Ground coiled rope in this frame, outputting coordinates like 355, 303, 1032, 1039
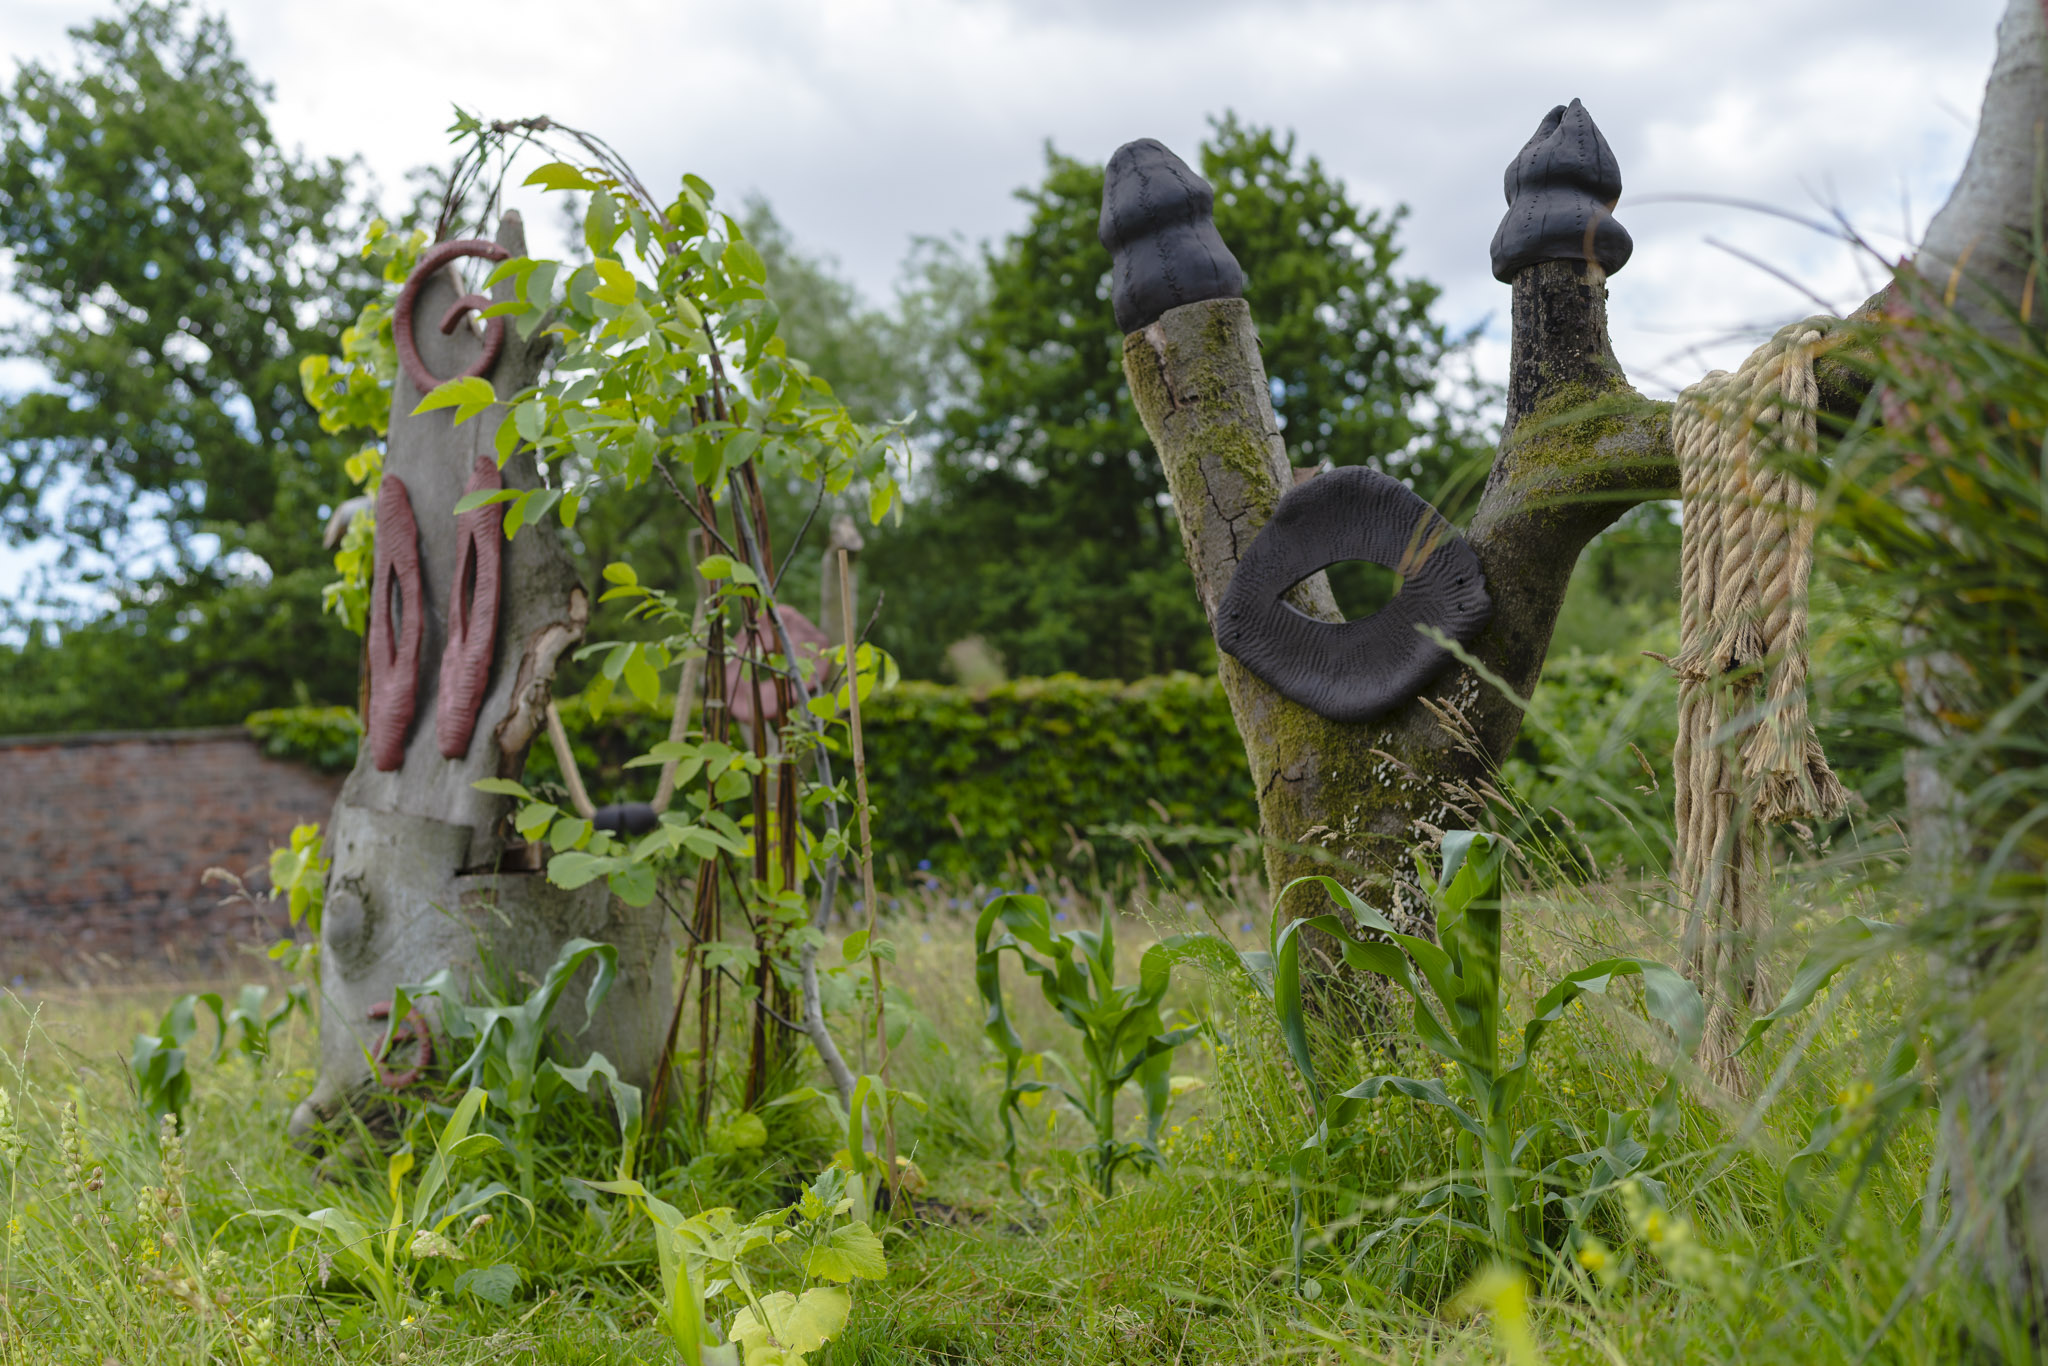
1671, 316, 1849, 1081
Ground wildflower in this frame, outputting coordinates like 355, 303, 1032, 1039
0, 1087, 25, 1166
59, 1103, 87, 1194
409, 1229, 466, 1261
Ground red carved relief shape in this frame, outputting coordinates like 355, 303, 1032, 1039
368, 1000, 433, 1090
367, 476, 424, 771
393, 238, 512, 397
727, 605, 831, 729
436, 455, 505, 758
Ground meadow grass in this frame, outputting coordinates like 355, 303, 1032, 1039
0, 849, 1999, 1365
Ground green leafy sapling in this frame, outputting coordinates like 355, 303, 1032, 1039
975, 894, 1205, 1196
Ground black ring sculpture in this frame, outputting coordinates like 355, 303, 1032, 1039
1215, 467, 1492, 724
593, 803, 660, 837
1488, 98, 1633, 283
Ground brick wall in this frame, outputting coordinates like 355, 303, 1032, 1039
0, 729, 343, 978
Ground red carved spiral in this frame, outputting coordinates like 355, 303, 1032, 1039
392, 238, 512, 396
368, 1000, 434, 1090
436, 455, 505, 758
367, 476, 424, 771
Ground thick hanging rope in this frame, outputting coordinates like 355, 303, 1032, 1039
1671, 316, 1849, 1082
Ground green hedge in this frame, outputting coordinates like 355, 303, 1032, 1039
243, 674, 1255, 882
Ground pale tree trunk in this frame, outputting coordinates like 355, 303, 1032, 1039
292, 213, 671, 1137
1902, 0, 2048, 1318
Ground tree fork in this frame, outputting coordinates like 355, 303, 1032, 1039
1116, 120, 1674, 939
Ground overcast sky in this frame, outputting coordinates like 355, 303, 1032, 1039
0, 0, 2013, 598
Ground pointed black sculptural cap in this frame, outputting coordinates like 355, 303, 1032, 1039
1099, 138, 1247, 333
1489, 99, 1633, 283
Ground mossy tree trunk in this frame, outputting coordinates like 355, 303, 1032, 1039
1123, 264, 1673, 939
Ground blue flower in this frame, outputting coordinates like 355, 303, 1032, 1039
1053, 911, 1068, 922
1238, 921, 1253, 933
917, 859, 931, 872
1025, 882, 1039, 894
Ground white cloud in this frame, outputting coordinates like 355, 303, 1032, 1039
0, 0, 2007, 413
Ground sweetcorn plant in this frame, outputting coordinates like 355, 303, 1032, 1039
1267, 832, 1703, 1266
245, 1087, 524, 1321
389, 937, 641, 1194
975, 894, 1204, 1195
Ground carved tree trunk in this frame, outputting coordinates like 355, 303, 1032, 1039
1112, 125, 1674, 941
292, 214, 671, 1136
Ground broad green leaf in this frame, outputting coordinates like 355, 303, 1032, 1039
453, 1263, 521, 1306
805, 1221, 887, 1282
610, 862, 658, 907
1335, 1074, 1487, 1142
706, 1111, 767, 1154
412, 376, 498, 425
453, 488, 521, 514
548, 851, 610, 890
623, 644, 661, 706
730, 1287, 849, 1358
525, 161, 597, 191
726, 237, 767, 283
591, 259, 638, 306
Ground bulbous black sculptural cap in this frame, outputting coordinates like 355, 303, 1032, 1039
1489, 98, 1633, 283
1099, 138, 1247, 333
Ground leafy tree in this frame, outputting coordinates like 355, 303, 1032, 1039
0, 0, 373, 729
863, 113, 1493, 681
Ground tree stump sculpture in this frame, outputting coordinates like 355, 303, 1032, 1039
292, 213, 671, 1136
1110, 105, 1673, 943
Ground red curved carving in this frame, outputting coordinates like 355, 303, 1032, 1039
368, 1001, 434, 1090
393, 238, 512, 396
437, 455, 505, 758
367, 477, 424, 771
728, 606, 831, 728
